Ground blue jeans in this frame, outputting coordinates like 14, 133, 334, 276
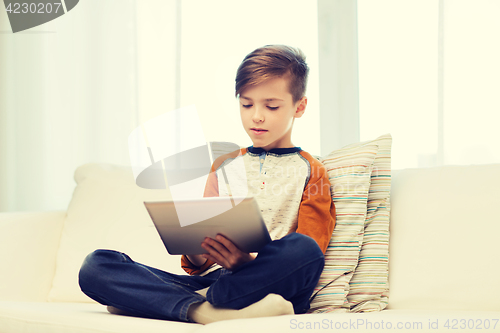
78, 233, 324, 322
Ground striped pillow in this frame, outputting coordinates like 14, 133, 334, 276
308, 142, 379, 313
346, 134, 391, 312
308, 134, 392, 313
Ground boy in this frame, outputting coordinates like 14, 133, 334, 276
78, 45, 336, 324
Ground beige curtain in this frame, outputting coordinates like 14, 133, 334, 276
0, 0, 178, 212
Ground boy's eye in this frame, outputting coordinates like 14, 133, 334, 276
242, 104, 253, 108
267, 106, 279, 110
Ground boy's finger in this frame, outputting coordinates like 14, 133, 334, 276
215, 234, 239, 254
202, 238, 232, 262
202, 244, 228, 267
204, 237, 231, 256
203, 254, 224, 268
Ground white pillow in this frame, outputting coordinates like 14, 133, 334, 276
48, 163, 186, 303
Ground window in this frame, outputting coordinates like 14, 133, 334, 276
358, 0, 500, 169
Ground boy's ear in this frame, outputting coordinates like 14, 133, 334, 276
294, 96, 307, 118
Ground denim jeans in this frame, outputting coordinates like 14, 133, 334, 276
78, 233, 324, 322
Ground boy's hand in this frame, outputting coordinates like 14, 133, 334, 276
185, 254, 208, 268
201, 234, 256, 271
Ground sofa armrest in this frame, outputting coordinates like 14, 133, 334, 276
0, 211, 66, 302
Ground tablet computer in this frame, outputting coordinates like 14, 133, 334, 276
144, 196, 271, 255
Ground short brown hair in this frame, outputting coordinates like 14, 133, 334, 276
235, 45, 309, 103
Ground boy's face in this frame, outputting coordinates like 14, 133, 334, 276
239, 77, 307, 151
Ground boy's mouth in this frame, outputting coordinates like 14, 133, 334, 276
251, 128, 268, 135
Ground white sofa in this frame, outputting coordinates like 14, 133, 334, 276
1, 162, 500, 333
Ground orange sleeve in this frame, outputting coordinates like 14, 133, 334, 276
202, 147, 247, 198
202, 163, 219, 198
295, 153, 336, 254
181, 255, 216, 276
180, 148, 247, 275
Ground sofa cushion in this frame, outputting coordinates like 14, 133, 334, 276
191, 308, 500, 332
0, 212, 65, 302
388, 164, 500, 311
1, 301, 499, 333
48, 164, 186, 303
0, 302, 200, 333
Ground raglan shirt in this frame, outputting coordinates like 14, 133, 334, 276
181, 146, 336, 276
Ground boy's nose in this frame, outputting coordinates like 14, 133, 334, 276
252, 107, 264, 122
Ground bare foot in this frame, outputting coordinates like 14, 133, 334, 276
254, 293, 294, 317
188, 293, 294, 324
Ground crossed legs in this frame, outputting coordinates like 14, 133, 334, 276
78, 233, 324, 323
